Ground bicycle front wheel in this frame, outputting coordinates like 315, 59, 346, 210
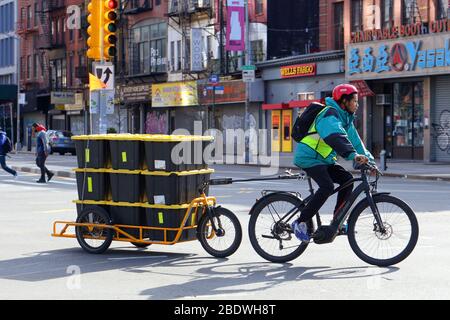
248, 193, 313, 263
347, 194, 419, 267
197, 206, 242, 258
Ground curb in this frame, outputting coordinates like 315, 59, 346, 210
224, 163, 450, 182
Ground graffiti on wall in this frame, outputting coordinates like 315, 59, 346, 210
146, 111, 168, 134
432, 110, 450, 154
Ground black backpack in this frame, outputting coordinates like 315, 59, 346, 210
291, 102, 327, 143
0, 134, 12, 154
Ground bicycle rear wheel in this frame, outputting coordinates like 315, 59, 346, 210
347, 194, 419, 267
248, 193, 313, 263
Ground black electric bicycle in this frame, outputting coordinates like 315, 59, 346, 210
214, 164, 419, 266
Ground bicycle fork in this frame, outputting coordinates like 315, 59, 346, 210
364, 188, 386, 234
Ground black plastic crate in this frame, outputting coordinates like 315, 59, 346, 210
143, 169, 213, 205
109, 139, 144, 170
74, 138, 109, 169
109, 205, 144, 239
143, 206, 201, 242
75, 171, 109, 201
109, 170, 144, 203
143, 136, 213, 172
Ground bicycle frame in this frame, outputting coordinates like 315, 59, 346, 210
270, 170, 385, 234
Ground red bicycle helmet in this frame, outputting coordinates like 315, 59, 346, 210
332, 84, 358, 102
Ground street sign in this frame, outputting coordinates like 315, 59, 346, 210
206, 86, 225, 94
242, 65, 256, 71
209, 74, 220, 84
242, 69, 255, 83
94, 63, 115, 90
19, 93, 26, 105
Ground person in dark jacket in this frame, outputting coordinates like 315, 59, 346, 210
32, 123, 54, 183
0, 127, 17, 177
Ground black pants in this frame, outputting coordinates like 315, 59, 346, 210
298, 164, 354, 223
36, 154, 51, 180
0, 155, 16, 176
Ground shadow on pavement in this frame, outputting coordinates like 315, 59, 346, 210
0, 247, 223, 282
139, 262, 400, 299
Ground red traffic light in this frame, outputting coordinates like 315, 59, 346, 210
106, 0, 118, 9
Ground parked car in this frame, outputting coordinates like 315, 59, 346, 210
47, 130, 76, 155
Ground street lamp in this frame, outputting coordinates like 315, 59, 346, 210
4, 31, 21, 152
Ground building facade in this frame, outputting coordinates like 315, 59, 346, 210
345, 0, 450, 162
0, 0, 18, 143
17, 0, 89, 149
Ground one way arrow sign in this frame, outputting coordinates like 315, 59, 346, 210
94, 63, 115, 90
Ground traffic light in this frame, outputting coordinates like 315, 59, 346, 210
103, 0, 118, 60
87, 1, 102, 60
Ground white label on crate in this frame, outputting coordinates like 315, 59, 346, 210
155, 160, 166, 170
154, 195, 166, 205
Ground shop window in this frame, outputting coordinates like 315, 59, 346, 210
334, 2, 344, 50
436, 0, 449, 19
402, 0, 419, 25
381, 0, 394, 29
351, 0, 363, 32
130, 22, 167, 75
298, 92, 315, 101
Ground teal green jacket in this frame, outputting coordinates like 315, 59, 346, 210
294, 97, 375, 169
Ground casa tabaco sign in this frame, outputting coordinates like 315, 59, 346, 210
351, 19, 450, 43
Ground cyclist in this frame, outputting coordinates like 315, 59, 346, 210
292, 84, 376, 242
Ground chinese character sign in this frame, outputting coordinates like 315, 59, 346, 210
346, 35, 450, 80
349, 48, 361, 75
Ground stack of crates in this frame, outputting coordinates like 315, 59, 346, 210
72, 134, 214, 243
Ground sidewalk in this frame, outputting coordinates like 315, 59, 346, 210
6, 151, 450, 182
256, 153, 450, 182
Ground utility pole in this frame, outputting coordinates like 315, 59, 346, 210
244, 0, 251, 163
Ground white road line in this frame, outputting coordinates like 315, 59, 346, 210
47, 180, 76, 186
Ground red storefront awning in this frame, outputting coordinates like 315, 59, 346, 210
262, 99, 322, 110
350, 80, 375, 97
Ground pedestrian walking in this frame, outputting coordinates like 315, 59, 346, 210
0, 127, 17, 178
32, 123, 54, 183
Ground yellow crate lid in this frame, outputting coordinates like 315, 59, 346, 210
73, 200, 191, 209
73, 168, 110, 173
72, 134, 213, 142
104, 169, 142, 174
142, 168, 214, 176
140, 134, 214, 142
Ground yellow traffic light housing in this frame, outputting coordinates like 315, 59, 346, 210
103, 0, 118, 60
86, 1, 102, 60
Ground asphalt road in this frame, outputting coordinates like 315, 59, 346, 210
0, 165, 449, 300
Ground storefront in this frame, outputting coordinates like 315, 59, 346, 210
151, 81, 205, 134
117, 84, 153, 134
347, 31, 450, 162
197, 79, 264, 155
258, 52, 347, 154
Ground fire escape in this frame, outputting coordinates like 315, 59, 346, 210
36, 0, 67, 92
167, 0, 214, 80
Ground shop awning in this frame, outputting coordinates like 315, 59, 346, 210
262, 99, 322, 110
350, 80, 375, 97
0, 85, 17, 103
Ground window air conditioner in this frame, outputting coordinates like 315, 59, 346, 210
376, 94, 391, 105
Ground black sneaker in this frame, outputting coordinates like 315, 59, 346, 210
47, 172, 55, 182
36, 179, 46, 183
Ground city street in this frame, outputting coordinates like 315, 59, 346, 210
0, 164, 449, 300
